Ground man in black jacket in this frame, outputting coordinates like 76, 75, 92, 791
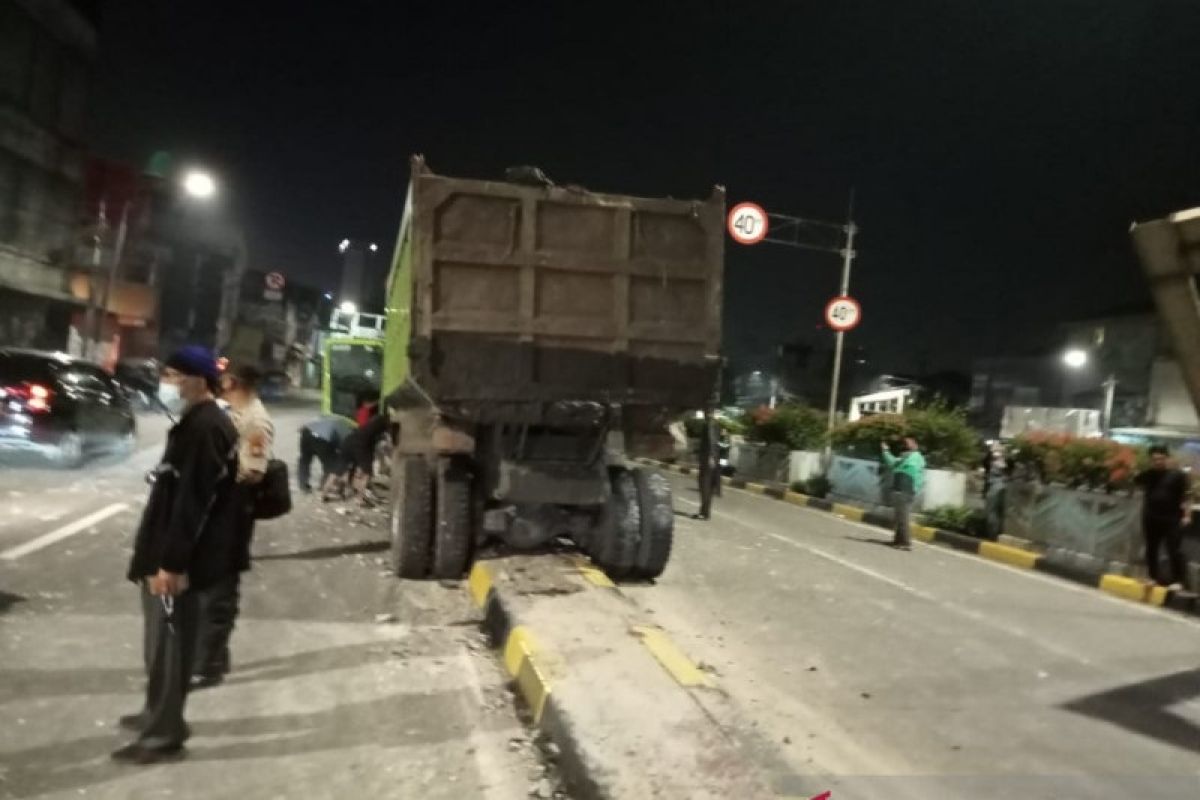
112, 346, 238, 765
1135, 445, 1192, 589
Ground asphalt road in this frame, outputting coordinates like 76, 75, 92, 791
619, 472, 1200, 800
0, 406, 557, 800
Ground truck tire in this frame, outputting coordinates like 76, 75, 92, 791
390, 455, 433, 578
432, 456, 473, 579
631, 468, 674, 580
594, 467, 642, 580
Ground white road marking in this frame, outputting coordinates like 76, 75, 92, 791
680, 498, 1106, 665
0, 503, 129, 561
682, 481, 1200, 632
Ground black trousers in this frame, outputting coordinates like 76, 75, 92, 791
697, 460, 720, 519
1143, 516, 1187, 587
298, 428, 341, 490
193, 574, 240, 678
135, 584, 198, 749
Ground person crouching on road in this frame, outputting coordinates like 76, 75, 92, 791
882, 436, 925, 551
114, 347, 238, 765
191, 364, 275, 688
335, 410, 391, 505
1134, 445, 1191, 590
299, 415, 355, 493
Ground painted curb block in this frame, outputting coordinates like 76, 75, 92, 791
644, 459, 1200, 619
467, 562, 605, 800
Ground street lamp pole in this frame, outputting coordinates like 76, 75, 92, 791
1102, 374, 1118, 434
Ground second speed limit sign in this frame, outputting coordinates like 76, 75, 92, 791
727, 202, 768, 245
825, 296, 862, 331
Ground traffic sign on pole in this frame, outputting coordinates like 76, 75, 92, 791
824, 295, 861, 332
727, 202, 769, 245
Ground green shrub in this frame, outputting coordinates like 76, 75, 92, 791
804, 474, 831, 498
920, 505, 988, 538
789, 474, 831, 498
745, 404, 827, 451
829, 404, 979, 469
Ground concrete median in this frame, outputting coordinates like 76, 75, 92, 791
466, 555, 775, 800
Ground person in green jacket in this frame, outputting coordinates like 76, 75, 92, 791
881, 437, 926, 550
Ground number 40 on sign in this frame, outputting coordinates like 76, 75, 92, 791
727, 202, 768, 245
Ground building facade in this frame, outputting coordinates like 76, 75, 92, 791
0, 0, 98, 350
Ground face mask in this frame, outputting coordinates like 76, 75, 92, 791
157, 381, 183, 413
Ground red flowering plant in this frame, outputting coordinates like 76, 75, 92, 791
1010, 432, 1142, 491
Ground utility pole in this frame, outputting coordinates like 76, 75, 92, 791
82, 200, 107, 359
90, 201, 130, 364
726, 195, 860, 451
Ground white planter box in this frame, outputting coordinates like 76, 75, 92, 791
922, 469, 967, 510
830, 455, 966, 511
788, 450, 824, 484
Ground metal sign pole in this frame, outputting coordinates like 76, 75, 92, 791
825, 218, 857, 442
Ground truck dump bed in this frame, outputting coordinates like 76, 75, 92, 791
385, 157, 724, 420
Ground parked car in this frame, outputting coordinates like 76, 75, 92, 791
0, 349, 137, 468
114, 357, 160, 411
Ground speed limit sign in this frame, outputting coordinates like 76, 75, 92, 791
825, 296, 862, 332
727, 202, 768, 245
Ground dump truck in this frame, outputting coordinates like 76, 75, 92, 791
380, 156, 724, 580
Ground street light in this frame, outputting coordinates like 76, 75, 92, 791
1062, 348, 1088, 369
338, 238, 351, 253
182, 170, 217, 200
369, 243, 379, 252
1062, 347, 1117, 433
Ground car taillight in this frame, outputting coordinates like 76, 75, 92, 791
27, 384, 51, 412
3, 383, 53, 413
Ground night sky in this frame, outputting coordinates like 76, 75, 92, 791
91, 1, 1200, 374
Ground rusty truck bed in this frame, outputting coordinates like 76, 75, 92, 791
402, 157, 724, 414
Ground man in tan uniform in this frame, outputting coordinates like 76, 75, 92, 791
192, 364, 274, 687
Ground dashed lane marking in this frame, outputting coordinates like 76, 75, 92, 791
571, 555, 617, 588
0, 502, 129, 561
631, 625, 714, 688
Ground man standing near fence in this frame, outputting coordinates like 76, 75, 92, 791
882, 437, 925, 551
1134, 445, 1191, 589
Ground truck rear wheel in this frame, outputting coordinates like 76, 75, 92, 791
432, 456, 473, 579
390, 455, 433, 578
594, 467, 642, 580
631, 468, 674, 580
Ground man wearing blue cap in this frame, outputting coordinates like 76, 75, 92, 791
113, 346, 239, 765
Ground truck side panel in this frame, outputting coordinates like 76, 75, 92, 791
382, 199, 415, 400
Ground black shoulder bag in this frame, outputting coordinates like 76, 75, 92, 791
254, 459, 292, 520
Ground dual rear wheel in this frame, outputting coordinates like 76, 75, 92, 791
389, 458, 674, 582
390, 455, 473, 579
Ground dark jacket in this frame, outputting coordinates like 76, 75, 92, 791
1135, 467, 1190, 521
127, 399, 239, 590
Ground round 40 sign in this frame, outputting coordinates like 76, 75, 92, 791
825, 295, 862, 332
727, 202, 768, 245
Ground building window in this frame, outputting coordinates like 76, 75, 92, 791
0, 151, 20, 243
29, 29, 63, 128
0, 2, 35, 108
